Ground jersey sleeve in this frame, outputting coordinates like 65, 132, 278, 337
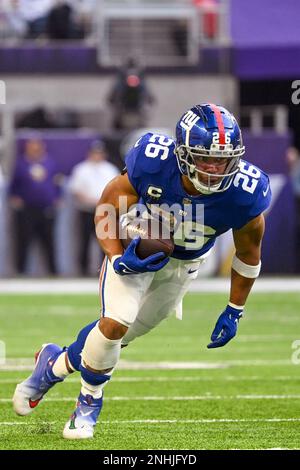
125, 133, 151, 194
125, 132, 175, 195
234, 170, 272, 229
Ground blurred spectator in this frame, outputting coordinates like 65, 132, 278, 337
108, 58, 155, 131
47, 0, 84, 40
8, 138, 61, 275
69, 141, 119, 275
286, 146, 300, 272
1, 0, 97, 40
16, 107, 55, 129
16, 106, 79, 129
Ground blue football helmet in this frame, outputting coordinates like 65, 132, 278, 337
175, 104, 245, 194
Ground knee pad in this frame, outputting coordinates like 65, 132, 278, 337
79, 364, 111, 386
67, 320, 98, 371
81, 322, 121, 371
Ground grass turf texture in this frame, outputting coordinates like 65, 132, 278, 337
0, 292, 300, 450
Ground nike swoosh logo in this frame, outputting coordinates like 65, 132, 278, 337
29, 397, 42, 408
80, 410, 94, 417
119, 262, 138, 274
263, 185, 270, 197
188, 268, 198, 274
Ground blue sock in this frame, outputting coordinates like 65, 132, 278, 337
67, 320, 98, 371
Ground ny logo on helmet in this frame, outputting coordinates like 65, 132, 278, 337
180, 111, 200, 131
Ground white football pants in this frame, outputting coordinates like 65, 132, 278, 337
98, 252, 210, 345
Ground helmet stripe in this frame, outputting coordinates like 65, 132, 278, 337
208, 103, 225, 145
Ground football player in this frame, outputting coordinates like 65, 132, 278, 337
13, 104, 271, 439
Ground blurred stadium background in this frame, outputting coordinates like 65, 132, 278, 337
1, 0, 300, 451
0, 0, 299, 278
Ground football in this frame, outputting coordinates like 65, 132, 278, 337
119, 214, 174, 260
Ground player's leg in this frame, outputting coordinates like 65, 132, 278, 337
14, 206, 33, 274
122, 257, 204, 345
63, 257, 154, 439
13, 256, 153, 435
12, 252, 143, 421
37, 207, 57, 275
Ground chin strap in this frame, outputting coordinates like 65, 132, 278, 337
190, 173, 222, 195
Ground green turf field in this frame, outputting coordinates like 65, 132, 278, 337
0, 292, 300, 450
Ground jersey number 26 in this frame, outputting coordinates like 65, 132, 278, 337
145, 135, 173, 160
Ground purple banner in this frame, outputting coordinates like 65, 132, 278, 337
0, 43, 232, 75
233, 45, 300, 79
231, 0, 300, 47
0, 44, 98, 74
231, 0, 300, 78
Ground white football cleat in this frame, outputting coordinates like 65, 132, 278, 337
13, 343, 64, 416
63, 393, 103, 439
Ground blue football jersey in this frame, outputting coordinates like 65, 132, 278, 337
125, 133, 271, 260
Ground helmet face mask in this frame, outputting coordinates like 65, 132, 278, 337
175, 104, 245, 194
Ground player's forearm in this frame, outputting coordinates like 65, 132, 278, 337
231, 215, 264, 307
94, 173, 139, 262
95, 212, 124, 262
98, 238, 124, 262
229, 269, 256, 306
229, 246, 261, 306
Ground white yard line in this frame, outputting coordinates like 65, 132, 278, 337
0, 360, 226, 371
0, 278, 300, 294
0, 375, 299, 384
1, 417, 300, 426
1, 394, 300, 403
0, 358, 293, 372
